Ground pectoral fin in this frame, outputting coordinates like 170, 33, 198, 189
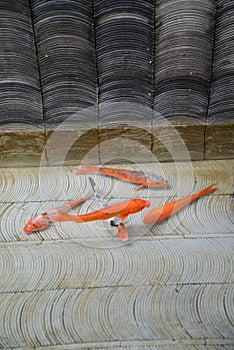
116, 223, 128, 241
133, 184, 144, 191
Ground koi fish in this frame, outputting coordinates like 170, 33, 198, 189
51, 198, 151, 241
77, 164, 168, 190
23, 194, 91, 233
143, 183, 217, 224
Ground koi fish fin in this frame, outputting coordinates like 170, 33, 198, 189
76, 164, 99, 174
133, 184, 145, 191
59, 196, 86, 212
116, 223, 128, 241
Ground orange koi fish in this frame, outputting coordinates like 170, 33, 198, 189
51, 198, 151, 241
23, 195, 91, 233
77, 164, 168, 190
143, 183, 217, 224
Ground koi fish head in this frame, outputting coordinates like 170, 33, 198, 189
23, 213, 50, 233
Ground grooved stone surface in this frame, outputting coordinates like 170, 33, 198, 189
0, 160, 233, 349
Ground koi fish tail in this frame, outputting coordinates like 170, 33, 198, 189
171, 183, 217, 217
76, 164, 99, 174
190, 183, 217, 202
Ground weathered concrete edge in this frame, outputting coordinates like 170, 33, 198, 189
16, 338, 234, 349
0, 123, 233, 167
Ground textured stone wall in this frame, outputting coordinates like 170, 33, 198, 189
0, 0, 233, 166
